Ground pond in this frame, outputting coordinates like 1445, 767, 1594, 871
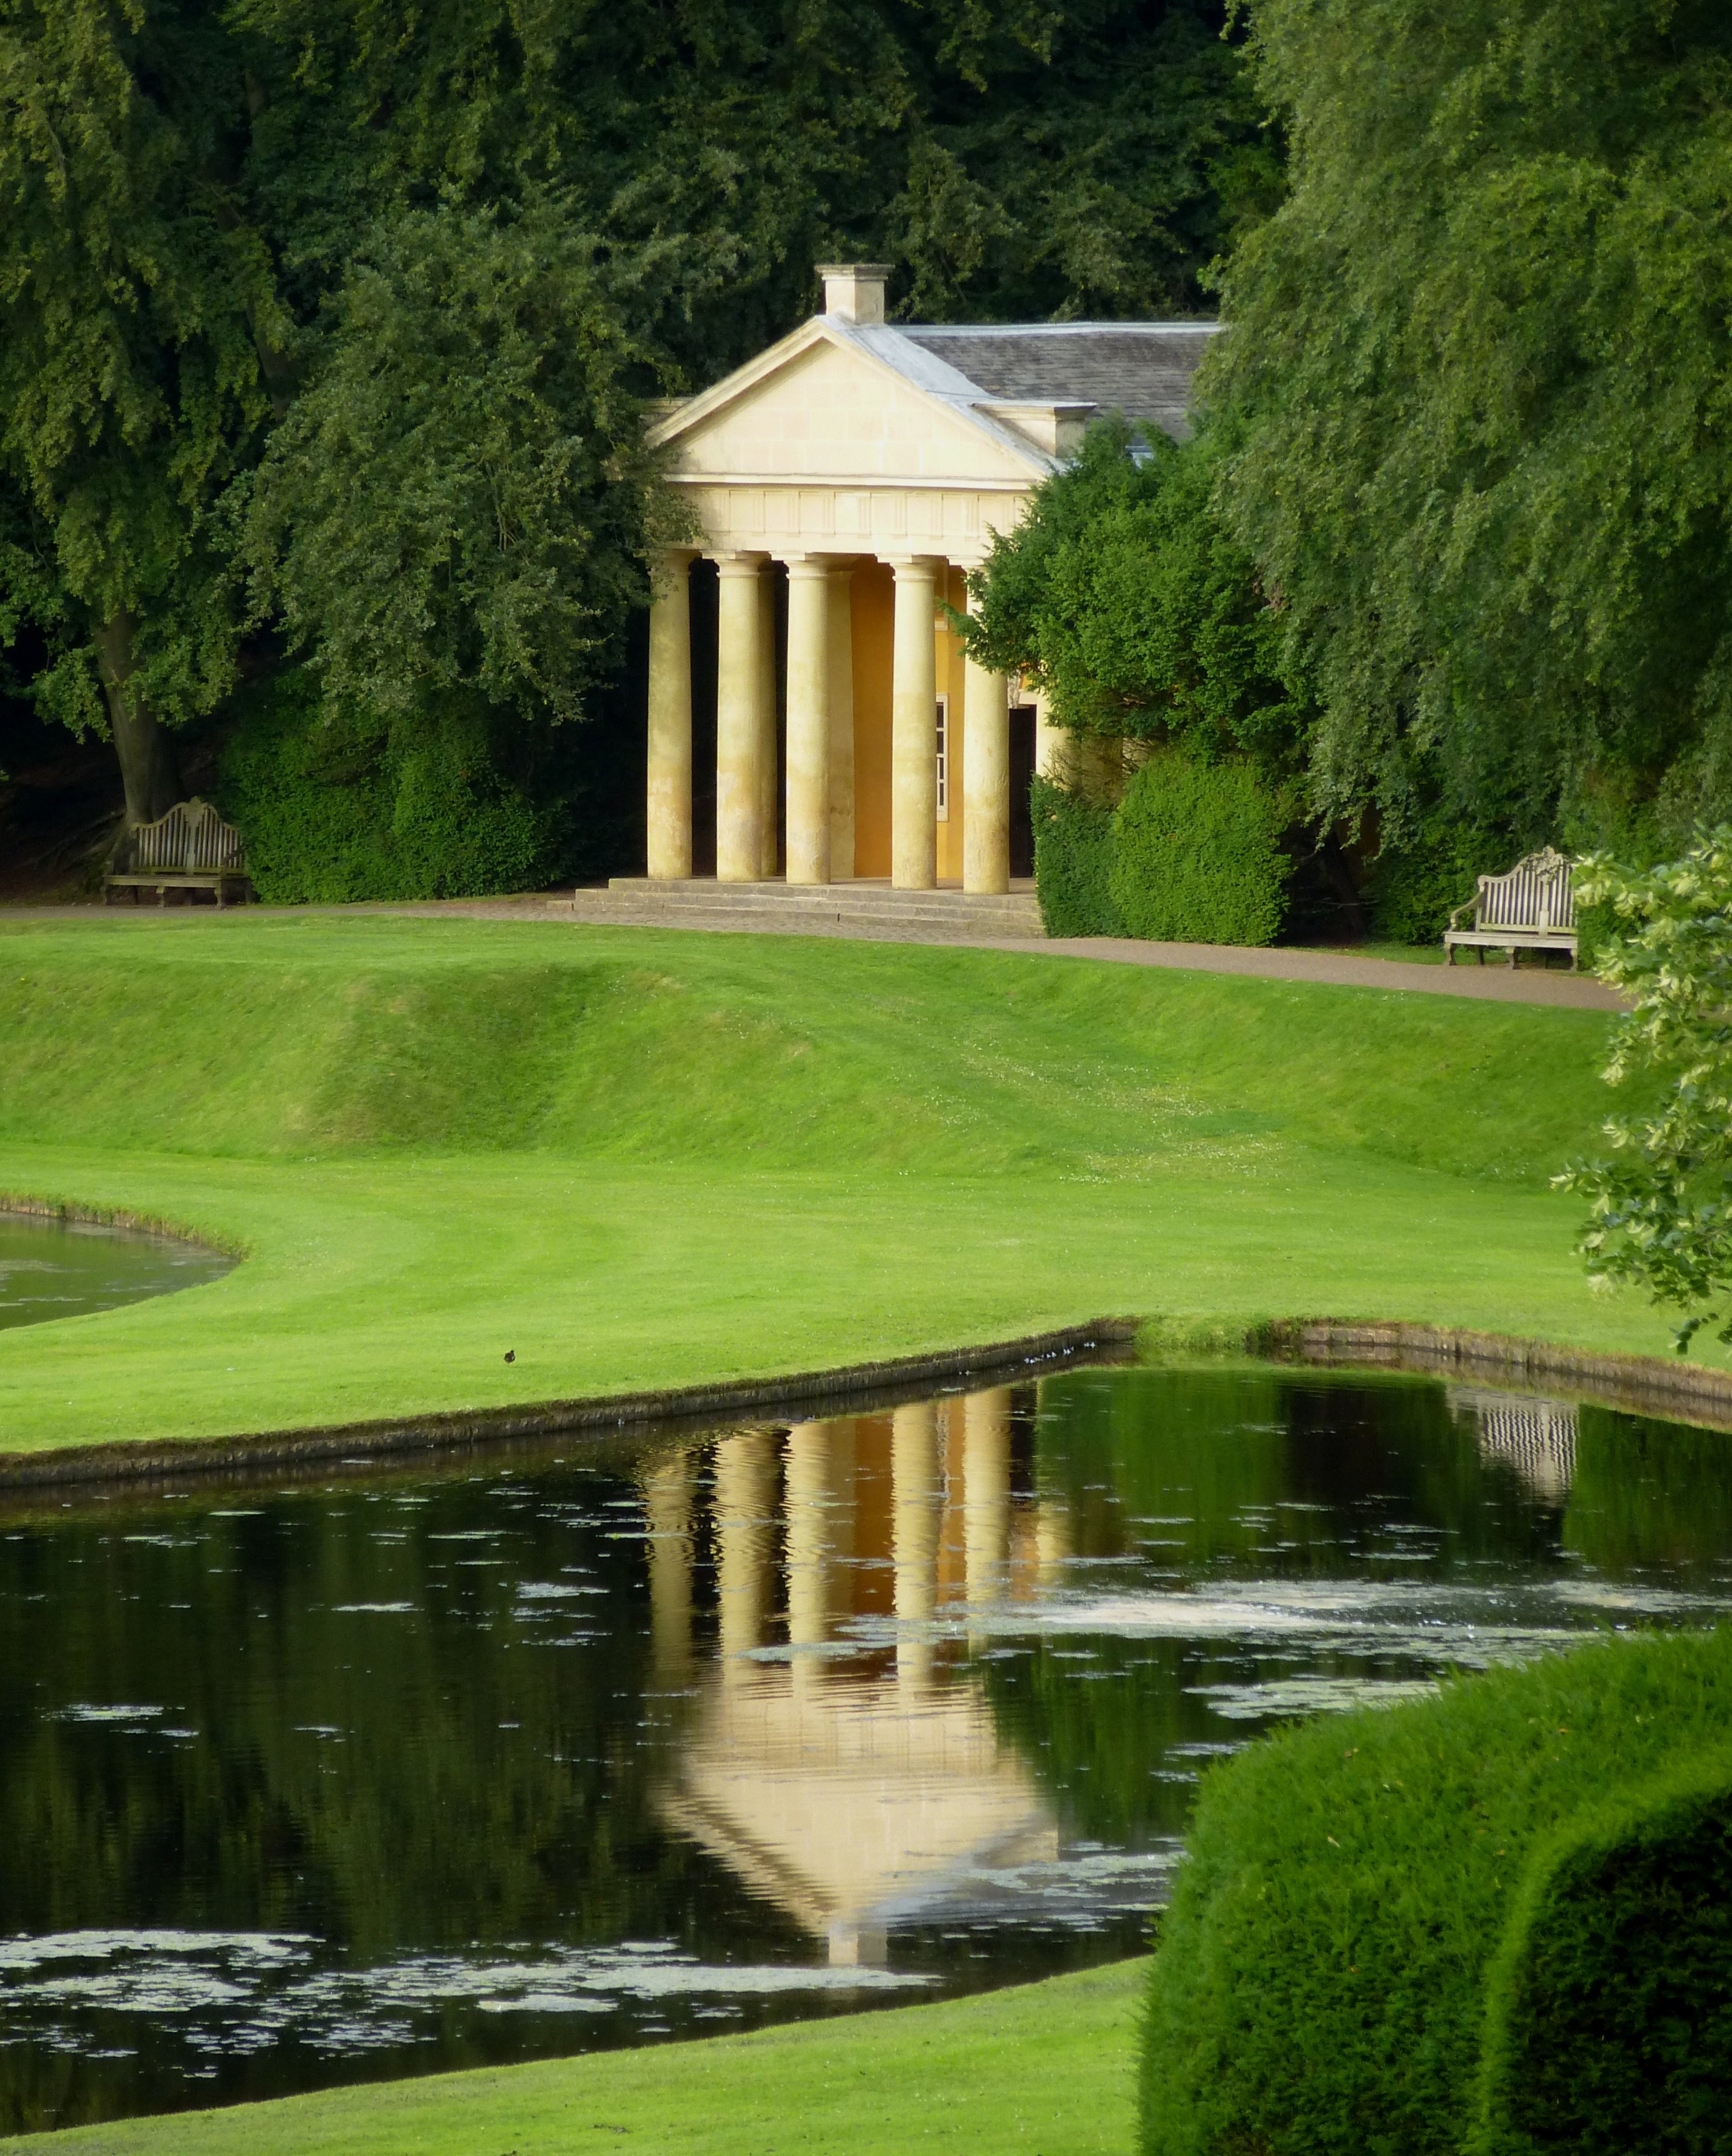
0, 1214, 232, 1331
3, 1360, 1731, 2133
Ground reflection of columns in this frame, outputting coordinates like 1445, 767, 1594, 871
784, 561, 831, 886
715, 1430, 777, 1680
890, 558, 939, 890
964, 1389, 1011, 1624
891, 1401, 940, 1688
758, 570, 780, 878
646, 551, 693, 880
786, 1421, 830, 1699
827, 570, 855, 881
643, 1457, 695, 1681
962, 599, 1009, 894
1035, 1497, 1072, 1590
715, 554, 767, 882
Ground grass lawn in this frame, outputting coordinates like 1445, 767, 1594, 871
0, 909, 1705, 1455
1, 1959, 1144, 2153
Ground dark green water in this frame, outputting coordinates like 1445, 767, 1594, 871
0, 1215, 231, 1330
2, 1363, 1729, 2134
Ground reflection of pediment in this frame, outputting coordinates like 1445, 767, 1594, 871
659, 1666, 1055, 1961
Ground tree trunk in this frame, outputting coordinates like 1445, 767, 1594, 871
94, 612, 184, 828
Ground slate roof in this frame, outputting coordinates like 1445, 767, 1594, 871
891, 322, 1221, 441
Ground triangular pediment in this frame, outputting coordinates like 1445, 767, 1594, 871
652, 320, 1052, 488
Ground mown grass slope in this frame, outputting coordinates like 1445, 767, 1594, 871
2, 1958, 1143, 2155
0, 911, 1697, 1452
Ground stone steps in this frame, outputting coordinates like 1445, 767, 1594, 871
562, 878, 1045, 940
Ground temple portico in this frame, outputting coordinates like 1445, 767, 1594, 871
646, 541, 1013, 894
640, 267, 1220, 899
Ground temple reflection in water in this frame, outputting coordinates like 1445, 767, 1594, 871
640, 1389, 1070, 1964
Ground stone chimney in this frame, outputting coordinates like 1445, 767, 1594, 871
818, 263, 891, 326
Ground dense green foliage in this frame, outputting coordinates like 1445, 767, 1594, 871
1558, 830, 1732, 1348
240, 197, 679, 733
1474, 1759, 1732, 2156
0, 0, 1271, 864
1361, 814, 1488, 947
0, 0, 283, 819
1109, 752, 1289, 943
1140, 1628, 1732, 2156
1030, 774, 1123, 935
219, 670, 546, 901
1207, 0, 1732, 864
1031, 753, 1290, 945
963, 421, 1305, 773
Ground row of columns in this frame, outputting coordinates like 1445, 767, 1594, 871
647, 549, 1013, 894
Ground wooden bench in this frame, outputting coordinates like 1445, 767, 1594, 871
105, 797, 252, 908
1443, 846, 1576, 968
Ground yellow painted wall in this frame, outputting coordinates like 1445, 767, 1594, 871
851, 561, 969, 883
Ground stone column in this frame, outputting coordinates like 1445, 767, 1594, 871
889, 557, 939, 890
646, 550, 694, 881
758, 569, 780, 878
784, 559, 831, 886
962, 614, 1009, 894
715, 552, 767, 883
827, 569, 855, 880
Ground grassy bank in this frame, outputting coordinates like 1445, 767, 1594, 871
0, 909, 1701, 1454
1, 1959, 1143, 2153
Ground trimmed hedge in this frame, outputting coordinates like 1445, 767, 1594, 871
1031, 774, 1125, 937
1141, 1627, 1732, 2156
1031, 752, 1290, 943
1474, 1755, 1732, 2156
221, 670, 546, 903
1110, 752, 1290, 945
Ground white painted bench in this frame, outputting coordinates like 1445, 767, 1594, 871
1443, 847, 1576, 968
105, 797, 251, 908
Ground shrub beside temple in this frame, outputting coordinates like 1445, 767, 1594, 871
1032, 752, 1290, 944
1140, 1628, 1732, 2155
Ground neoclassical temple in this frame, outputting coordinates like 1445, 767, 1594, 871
643, 266, 1218, 894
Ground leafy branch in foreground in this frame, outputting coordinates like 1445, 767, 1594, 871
1556, 830, 1732, 1350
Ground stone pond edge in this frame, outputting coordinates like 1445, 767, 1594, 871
0, 1318, 1145, 1491
3, 1307, 1732, 1493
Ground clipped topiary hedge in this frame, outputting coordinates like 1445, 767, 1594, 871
1032, 752, 1290, 943
1141, 1627, 1732, 2156
1473, 1754, 1732, 2156
1031, 774, 1125, 937
1110, 752, 1290, 945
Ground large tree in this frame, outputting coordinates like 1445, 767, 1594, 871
0, 0, 285, 825
1205, 0, 1732, 857
230, 0, 1274, 379
2, 0, 1272, 861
